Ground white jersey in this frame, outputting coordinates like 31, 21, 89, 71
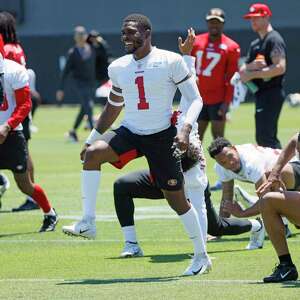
108, 47, 190, 135
215, 144, 283, 184
0, 59, 29, 130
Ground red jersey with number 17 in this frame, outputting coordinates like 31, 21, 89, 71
191, 33, 240, 105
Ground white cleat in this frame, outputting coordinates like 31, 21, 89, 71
62, 219, 96, 239
234, 185, 258, 207
120, 241, 144, 258
246, 219, 265, 250
183, 254, 212, 276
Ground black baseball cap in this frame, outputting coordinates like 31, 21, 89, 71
206, 8, 225, 23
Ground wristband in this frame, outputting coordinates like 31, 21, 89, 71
85, 128, 102, 145
107, 97, 124, 107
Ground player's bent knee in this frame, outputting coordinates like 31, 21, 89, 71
113, 177, 127, 194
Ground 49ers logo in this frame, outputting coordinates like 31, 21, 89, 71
0, 94, 8, 111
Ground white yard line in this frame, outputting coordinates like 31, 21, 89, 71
0, 278, 262, 284
1, 238, 298, 244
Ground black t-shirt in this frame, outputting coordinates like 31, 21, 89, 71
59, 44, 96, 89
246, 30, 286, 90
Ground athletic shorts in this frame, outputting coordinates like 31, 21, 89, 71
0, 131, 28, 173
198, 102, 226, 122
101, 125, 183, 190
290, 161, 300, 190
22, 116, 31, 141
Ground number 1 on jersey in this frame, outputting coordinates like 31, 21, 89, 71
135, 76, 149, 110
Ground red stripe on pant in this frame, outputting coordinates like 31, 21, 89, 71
32, 184, 51, 213
111, 149, 138, 169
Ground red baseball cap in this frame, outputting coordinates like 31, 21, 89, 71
243, 3, 272, 19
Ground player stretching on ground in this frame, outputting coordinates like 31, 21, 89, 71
63, 15, 211, 276
208, 137, 294, 246
0, 35, 57, 232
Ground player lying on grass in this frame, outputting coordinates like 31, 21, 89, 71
0, 35, 57, 232
208, 137, 294, 248
63, 15, 210, 276
256, 132, 300, 283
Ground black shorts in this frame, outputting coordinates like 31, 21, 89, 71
290, 161, 300, 190
0, 131, 28, 173
101, 126, 183, 191
198, 102, 225, 122
22, 116, 31, 141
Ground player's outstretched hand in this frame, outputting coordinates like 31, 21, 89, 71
178, 28, 195, 56
223, 200, 244, 218
0, 123, 10, 144
80, 144, 89, 162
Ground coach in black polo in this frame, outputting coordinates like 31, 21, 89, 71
240, 3, 286, 149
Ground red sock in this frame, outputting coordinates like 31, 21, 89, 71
32, 184, 51, 213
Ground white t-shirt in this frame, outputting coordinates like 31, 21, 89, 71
108, 47, 190, 135
0, 59, 29, 130
215, 144, 282, 184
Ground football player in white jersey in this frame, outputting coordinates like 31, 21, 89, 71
113, 29, 263, 259
0, 35, 57, 232
257, 132, 300, 283
62, 14, 211, 276
208, 137, 297, 246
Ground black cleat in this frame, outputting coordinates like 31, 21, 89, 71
263, 263, 298, 283
68, 130, 78, 143
12, 199, 39, 212
39, 210, 58, 232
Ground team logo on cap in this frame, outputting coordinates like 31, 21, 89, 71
250, 6, 255, 12
167, 179, 178, 186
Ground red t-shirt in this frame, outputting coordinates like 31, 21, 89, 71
3, 43, 26, 66
191, 33, 240, 105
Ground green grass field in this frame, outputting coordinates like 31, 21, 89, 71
0, 103, 299, 299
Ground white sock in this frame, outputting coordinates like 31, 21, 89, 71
82, 170, 101, 221
122, 225, 137, 243
45, 208, 56, 216
187, 188, 208, 244
179, 206, 206, 256
250, 219, 262, 232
